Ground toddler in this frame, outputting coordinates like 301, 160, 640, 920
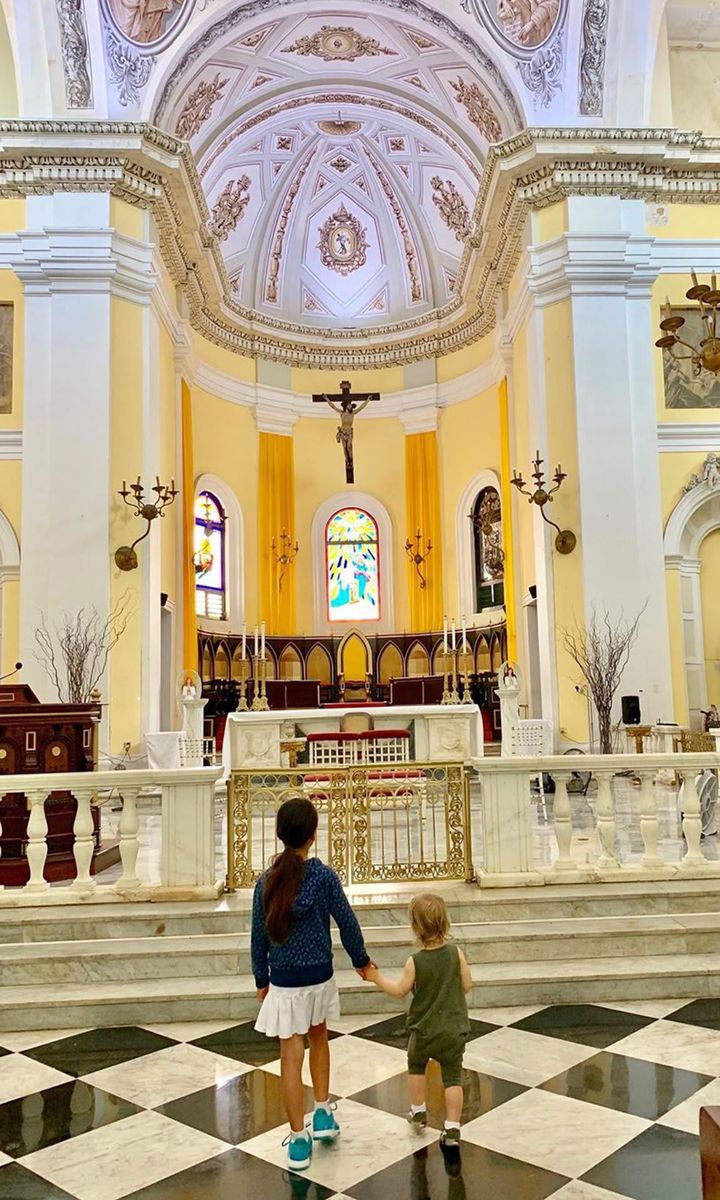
366, 892, 472, 1163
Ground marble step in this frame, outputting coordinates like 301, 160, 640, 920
2, 913, 720, 985
2, 953, 720, 1031
4, 879, 720, 942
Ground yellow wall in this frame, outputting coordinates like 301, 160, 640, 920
0, 459, 20, 674
436, 339, 492, 384
291, 366, 404, 396
0, 267, 23, 429
701, 528, 720, 705
0, 6, 18, 118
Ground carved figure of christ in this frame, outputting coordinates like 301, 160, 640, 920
312, 380, 380, 483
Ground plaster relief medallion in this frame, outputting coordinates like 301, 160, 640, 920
175, 72, 228, 140
462, 0, 567, 57
318, 119, 362, 137
450, 78, 502, 142
208, 176, 251, 241
431, 177, 471, 242
103, 0, 195, 50
318, 205, 368, 275
282, 25, 397, 62
0, 305, 13, 414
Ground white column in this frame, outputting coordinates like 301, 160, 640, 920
530, 197, 674, 724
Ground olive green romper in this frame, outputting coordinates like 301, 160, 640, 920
407, 943, 470, 1088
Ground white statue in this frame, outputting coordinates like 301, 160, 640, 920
496, 661, 521, 757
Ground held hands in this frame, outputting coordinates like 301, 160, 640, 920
256, 986, 269, 1003
356, 961, 379, 982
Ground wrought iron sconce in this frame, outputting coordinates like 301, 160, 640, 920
510, 452, 576, 555
115, 476, 178, 571
271, 529, 299, 589
405, 530, 433, 588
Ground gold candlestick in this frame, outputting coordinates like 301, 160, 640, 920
238, 657, 249, 711
259, 655, 270, 711
449, 647, 460, 705
460, 649, 472, 704
441, 648, 452, 705
251, 654, 270, 711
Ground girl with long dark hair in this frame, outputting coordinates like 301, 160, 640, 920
251, 796, 372, 1171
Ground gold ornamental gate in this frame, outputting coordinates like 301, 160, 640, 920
226, 763, 472, 889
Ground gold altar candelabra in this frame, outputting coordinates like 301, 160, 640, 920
251, 655, 270, 711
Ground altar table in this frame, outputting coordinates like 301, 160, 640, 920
222, 703, 483, 775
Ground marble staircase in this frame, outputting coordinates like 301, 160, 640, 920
3, 881, 720, 1030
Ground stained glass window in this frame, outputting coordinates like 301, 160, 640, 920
472, 487, 504, 611
194, 492, 226, 620
326, 507, 380, 623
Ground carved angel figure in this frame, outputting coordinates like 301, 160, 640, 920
109, 0, 183, 44
496, 0, 560, 45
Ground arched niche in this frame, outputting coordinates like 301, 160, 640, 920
0, 506, 20, 673
194, 473, 244, 631
312, 491, 394, 634
490, 635, 503, 672
306, 643, 332, 684
406, 641, 430, 677
201, 643, 213, 681
378, 643, 403, 684
476, 636, 491, 674
214, 643, 230, 680
231, 644, 248, 681
431, 641, 446, 674
279, 644, 303, 680
0, 5, 18, 117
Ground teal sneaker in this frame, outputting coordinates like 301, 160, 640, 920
312, 1103, 341, 1142
283, 1130, 313, 1171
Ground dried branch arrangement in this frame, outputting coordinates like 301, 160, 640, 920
563, 605, 646, 754
34, 593, 133, 703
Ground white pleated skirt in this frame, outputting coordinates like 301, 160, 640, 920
255, 977, 341, 1039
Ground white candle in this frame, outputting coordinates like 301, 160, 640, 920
241, 622, 246, 661
451, 619, 457, 652
254, 625, 259, 657
261, 621, 266, 660
462, 614, 467, 653
443, 616, 448, 652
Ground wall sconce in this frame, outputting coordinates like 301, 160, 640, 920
405, 530, 433, 588
115, 476, 178, 571
271, 529, 299, 589
510, 452, 576, 554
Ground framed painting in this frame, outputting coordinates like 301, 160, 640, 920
662, 306, 720, 409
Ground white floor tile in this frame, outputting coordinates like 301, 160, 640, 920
261, 1034, 407, 1095
0, 1054, 73, 1104
551, 1183, 636, 1200
82, 1043, 251, 1108
468, 1004, 544, 1026
463, 1026, 595, 1087
140, 1020, 240, 1043
610, 1019, 720, 1075
0, 1028, 90, 1053
657, 1076, 720, 1133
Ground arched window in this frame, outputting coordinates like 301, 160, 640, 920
194, 491, 227, 620
471, 486, 504, 611
325, 507, 380, 623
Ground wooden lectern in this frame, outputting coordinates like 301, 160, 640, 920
0, 685, 116, 884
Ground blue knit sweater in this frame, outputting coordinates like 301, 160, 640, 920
251, 858, 370, 989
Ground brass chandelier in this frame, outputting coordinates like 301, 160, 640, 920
656, 270, 720, 376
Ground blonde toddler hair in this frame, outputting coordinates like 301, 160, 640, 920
409, 892, 450, 946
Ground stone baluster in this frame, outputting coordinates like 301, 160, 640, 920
24, 790, 50, 892
115, 786, 141, 893
595, 771, 618, 869
551, 773, 575, 871
680, 769, 705, 869
70, 787, 97, 895
639, 770, 664, 870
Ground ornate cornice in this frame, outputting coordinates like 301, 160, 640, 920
1, 123, 720, 367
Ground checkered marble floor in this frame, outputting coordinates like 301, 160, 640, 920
0, 999, 716, 1199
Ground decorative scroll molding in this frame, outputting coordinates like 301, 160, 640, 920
450, 78, 502, 142
175, 73, 228, 139
431, 177, 471, 241
56, 0, 93, 108
208, 176, 251, 241
105, 29, 153, 106
518, 32, 564, 109
578, 0, 609, 118
265, 149, 317, 303
281, 25, 396, 62
365, 148, 423, 302
3, 124, 720, 367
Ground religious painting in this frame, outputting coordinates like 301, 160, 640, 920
104, 0, 193, 48
464, 0, 567, 54
326, 508, 380, 623
0, 305, 13, 415
662, 307, 720, 409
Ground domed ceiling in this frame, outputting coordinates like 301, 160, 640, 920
154, 7, 522, 341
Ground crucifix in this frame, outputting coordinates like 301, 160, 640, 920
312, 380, 380, 483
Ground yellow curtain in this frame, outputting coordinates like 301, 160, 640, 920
498, 376, 517, 662
405, 431, 444, 632
258, 432, 296, 634
181, 379, 198, 672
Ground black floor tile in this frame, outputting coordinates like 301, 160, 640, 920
583, 1125, 701, 1200
349, 1062, 525, 1128
667, 998, 720, 1032
158, 1069, 319, 1144
511, 1005, 656, 1048
0, 1046, 11, 1058
0, 1079, 139, 1158
348, 1141, 568, 1200
23, 1027, 177, 1077
0, 1162, 78, 1199
190, 1021, 341, 1066
122, 1147, 334, 1200
540, 1050, 712, 1121
351, 1014, 496, 1052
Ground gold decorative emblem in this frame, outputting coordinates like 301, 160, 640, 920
175, 73, 227, 141
318, 119, 362, 136
318, 205, 368, 275
450, 78, 502, 142
208, 176, 251, 241
430, 177, 471, 242
282, 25, 397, 62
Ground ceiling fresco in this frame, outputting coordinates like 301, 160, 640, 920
462, 0, 568, 56
101, 0, 196, 50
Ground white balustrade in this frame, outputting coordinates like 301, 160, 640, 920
0, 768, 222, 906
471, 750, 720, 887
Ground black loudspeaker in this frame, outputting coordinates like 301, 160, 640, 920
160, 592, 168, 608
621, 695, 641, 725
